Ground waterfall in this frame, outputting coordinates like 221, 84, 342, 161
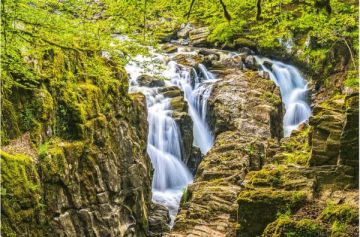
163, 62, 215, 154
255, 57, 312, 136
125, 54, 215, 224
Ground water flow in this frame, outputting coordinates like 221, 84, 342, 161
255, 57, 311, 136
163, 62, 215, 154
125, 54, 215, 224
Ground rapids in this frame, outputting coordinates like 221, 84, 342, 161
124, 45, 312, 226
125, 52, 215, 224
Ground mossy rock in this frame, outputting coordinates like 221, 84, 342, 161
234, 37, 257, 50
319, 203, 358, 225
262, 216, 326, 237
0, 150, 48, 236
237, 189, 308, 237
1, 99, 21, 145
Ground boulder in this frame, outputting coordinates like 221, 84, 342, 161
244, 55, 259, 70
137, 75, 165, 87
238, 47, 255, 55
177, 23, 193, 39
189, 27, 210, 46
234, 37, 257, 50
170, 69, 283, 237
158, 86, 183, 98
339, 92, 359, 182
174, 53, 204, 67
161, 43, 178, 54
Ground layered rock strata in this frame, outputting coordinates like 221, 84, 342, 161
169, 69, 283, 237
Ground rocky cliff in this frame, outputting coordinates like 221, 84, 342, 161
1, 49, 153, 237
169, 63, 283, 236
165, 24, 358, 237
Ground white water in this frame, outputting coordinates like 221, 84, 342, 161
255, 57, 311, 136
125, 52, 215, 224
163, 62, 215, 154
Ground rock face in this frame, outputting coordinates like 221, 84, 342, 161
339, 92, 359, 181
148, 202, 171, 237
1, 49, 153, 237
169, 69, 283, 237
235, 92, 359, 237
308, 96, 346, 166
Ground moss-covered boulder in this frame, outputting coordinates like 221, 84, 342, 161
262, 217, 325, 237
237, 190, 308, 237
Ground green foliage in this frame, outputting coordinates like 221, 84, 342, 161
344, 70, 359, 88
181, 187, 190, 204
319, 203, 358, 224
0, 150, 48, 236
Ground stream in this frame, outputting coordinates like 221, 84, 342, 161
124, 45, 311, 226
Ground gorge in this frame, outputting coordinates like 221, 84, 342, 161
1, 1, 358, 237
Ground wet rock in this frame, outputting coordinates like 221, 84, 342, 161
244, 55, 259, 70
177, 23, 193, 39
148, 202, 171, 237
263, 60, 273, 69
234, 37, 257, 50
137, 75, 166, 87
159, 86, 183, 98
161, 44, 178, 54
187, 146, 202, 174
259, 70, 270, 80
238, 47, 255, 55
174, 53, 204, 67
189, 27, 210, 46
169, 92, 194, 166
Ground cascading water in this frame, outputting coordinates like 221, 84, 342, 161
163, 62, 215, 154
125, 52, 215, 224
255, 56, 312, 136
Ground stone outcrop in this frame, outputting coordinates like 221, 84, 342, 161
235, 92, 359, 237
169, 69, 283, 237
1, 49, 153, 237
339, 92, 359, 181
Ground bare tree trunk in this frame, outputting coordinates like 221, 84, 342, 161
219, 0, 232, 21
256, 0, 262, 20
143, 0, 147, 41
184, 0, 196, 19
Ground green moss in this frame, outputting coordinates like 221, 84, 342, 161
38, 140, 67, 181
263, 216, 325, 237
330, 221, 348, 236
261, 91, 282, 106
1, 99, 20, 145
344, 70, 359, 88
319, 203, 358, 224
237, 189, 308, 236
247, 166, 284, 188
277, 126, 311, 166
0, 150, 47, 236
181, 187, 190, 204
